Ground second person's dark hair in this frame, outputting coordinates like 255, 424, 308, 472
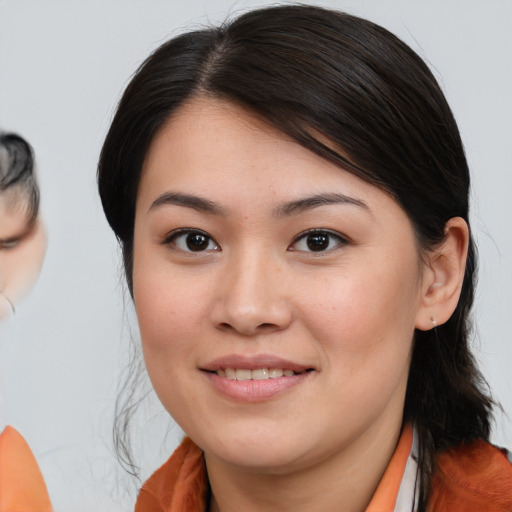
0, 132, 39, 222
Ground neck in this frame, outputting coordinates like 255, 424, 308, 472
206, 418, 403, 512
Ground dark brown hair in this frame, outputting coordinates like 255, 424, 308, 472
98, 5, 493, 509
0, 132, 39, 222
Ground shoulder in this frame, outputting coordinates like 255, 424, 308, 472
0, 426, 53, 512
429, 439, 512, 512
135, 437, 208, 512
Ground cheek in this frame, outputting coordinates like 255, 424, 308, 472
133, 270, 203, 415
132, 243, 214, 388
0, 228, 46, 299
297, 257, 420, 369
135, 271, 202, 352
296, 269, 419, 429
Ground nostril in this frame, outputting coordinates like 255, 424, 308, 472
218, 322, 275, 329
215, 321, 280, 335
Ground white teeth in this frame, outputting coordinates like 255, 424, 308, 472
252, 368, 269, 380
216, 368, 298, 380
235, 369, 252, 381
225, 368, 236, 380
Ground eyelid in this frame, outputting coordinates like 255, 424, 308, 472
0, 238, 21, 250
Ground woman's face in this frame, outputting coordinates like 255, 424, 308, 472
0, 193, 46, 318
133, 98, 430, 474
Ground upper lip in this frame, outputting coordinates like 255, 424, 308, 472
200, 354, 314, 373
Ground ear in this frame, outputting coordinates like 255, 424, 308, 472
415, 217, 469, 331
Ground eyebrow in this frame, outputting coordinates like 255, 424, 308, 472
149, 192, 227, 216
148, 191, 369, 218
273, 193, 369, 218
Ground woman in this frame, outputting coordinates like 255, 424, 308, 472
0, 131, 52, 511
97, 5, 512, 512
0, 132, 46, 320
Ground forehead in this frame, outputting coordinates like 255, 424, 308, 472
0, 191, 33, 236
138, 98, 386, 208
145, 98, 297, 173
0, 184, 31, 209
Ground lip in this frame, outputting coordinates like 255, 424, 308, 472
200, 354, 315, 402
203, 371, 312, 402
200, 354, 312, 373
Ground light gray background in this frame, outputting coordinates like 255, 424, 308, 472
0, 1, 511, 511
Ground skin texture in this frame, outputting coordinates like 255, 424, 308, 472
132, 98, 468, 512
0, 194, 46, 319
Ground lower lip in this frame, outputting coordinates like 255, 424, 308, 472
203, 371, 312, 402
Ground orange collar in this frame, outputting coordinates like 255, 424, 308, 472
366, 425, 416, 511
136, 425, 512, 512
136, 426, 416, 512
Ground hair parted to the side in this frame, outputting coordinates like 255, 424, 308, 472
0, 132, 39, 222
97, 5, 494, 509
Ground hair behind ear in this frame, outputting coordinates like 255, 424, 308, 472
405, 226, 493, 509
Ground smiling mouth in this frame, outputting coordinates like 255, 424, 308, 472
212, 368, 313, 381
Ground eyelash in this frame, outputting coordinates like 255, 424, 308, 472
162, 228, 349, 254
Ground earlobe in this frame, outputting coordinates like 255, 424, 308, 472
415, 217, 469, 331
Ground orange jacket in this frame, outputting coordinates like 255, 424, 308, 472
428, 439, 512, 512
0, 426, 53, 512
135, 429, 512, 512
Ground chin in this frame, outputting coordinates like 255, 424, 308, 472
198, 428, 316, 473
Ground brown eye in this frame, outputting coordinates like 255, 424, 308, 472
165, 229, 220, 253
306, 233, 330, 251
186, 232, 210, 251
289, 230, 347, 253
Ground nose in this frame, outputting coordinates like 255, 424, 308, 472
210, 252, 293, 336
